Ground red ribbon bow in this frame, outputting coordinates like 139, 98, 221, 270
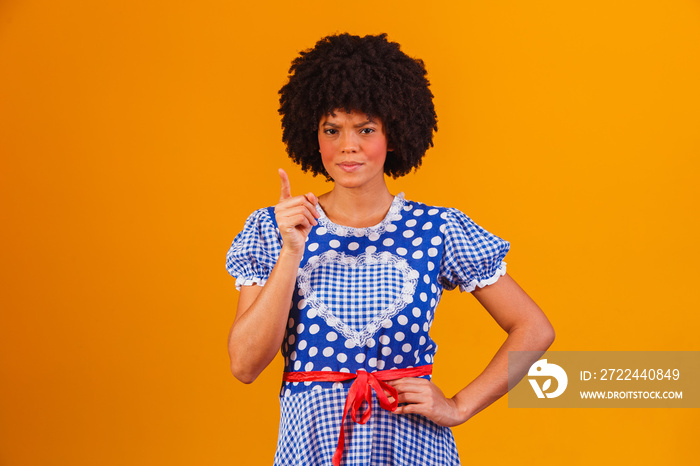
283, 364, 433, 466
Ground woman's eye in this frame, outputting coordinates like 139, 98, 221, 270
324, 129, 337, 135
360, 128, 375, 134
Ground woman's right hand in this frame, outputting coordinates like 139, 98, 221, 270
275, 168, 320, 257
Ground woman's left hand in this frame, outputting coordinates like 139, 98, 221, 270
385, 378, 466, 427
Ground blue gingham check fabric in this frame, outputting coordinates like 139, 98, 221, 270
310, 259, 404, 333
439, 209, 510, 292
225, 208, 281, 291
225, 194, 510, 466
275, 386, 460, 466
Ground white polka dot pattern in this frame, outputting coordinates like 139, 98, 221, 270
227, 193, 508, 465
229, 194, 509, 394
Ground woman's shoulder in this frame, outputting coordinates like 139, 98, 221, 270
237, 205, 279, 232
400, 195, 467, 223
245, 205, 276, 221
401, 195, 507, 245
228, 205, 281, 252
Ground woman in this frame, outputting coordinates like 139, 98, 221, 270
226, 33, 554, 466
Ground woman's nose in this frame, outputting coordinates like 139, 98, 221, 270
340, 132, 358, 153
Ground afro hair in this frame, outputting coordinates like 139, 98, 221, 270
278, 33, 438, 180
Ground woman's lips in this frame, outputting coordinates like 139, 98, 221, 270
338, 162, 363, 172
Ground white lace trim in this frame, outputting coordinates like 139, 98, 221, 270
298, 249, 418, 347
235, 277, 266, 291
315, 193, 406, 238
459, 262, 507, 293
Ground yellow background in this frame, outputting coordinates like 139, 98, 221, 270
1, 0, 698, 464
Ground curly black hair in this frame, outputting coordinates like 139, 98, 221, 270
278, 33, 438, 180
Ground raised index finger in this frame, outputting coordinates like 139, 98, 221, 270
278, 168, 292, 201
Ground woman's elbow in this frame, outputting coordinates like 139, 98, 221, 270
229, 350, 262, 384
230, 361, 259, 384
515, 318, 555, 351
539, 321, 556, 349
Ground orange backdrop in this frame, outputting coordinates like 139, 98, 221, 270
1, 1, 698, 465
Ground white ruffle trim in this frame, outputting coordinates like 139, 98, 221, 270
235, 277, 267, 291
458, 261, 507, 293
315, 193, 406, 238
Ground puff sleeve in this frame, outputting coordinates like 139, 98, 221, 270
225, 207, 282, 291
438, 208, 510, 293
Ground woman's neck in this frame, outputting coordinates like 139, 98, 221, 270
318, 183, 395, 228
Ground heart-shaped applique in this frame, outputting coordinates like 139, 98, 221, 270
297, 250, 418, 347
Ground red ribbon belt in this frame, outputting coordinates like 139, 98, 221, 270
283, 364, 433, 466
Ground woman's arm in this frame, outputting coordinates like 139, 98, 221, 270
388, 273, 555, 425
228, 170, 319, 384
228, 251, 304, 384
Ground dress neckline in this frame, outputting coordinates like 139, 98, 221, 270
315, 192, 406, 238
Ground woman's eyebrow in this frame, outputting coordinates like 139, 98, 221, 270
321, 120, 376, 128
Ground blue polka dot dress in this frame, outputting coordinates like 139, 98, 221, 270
226, 193, 510, 466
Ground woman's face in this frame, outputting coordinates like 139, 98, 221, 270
318, 110, 389, 191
